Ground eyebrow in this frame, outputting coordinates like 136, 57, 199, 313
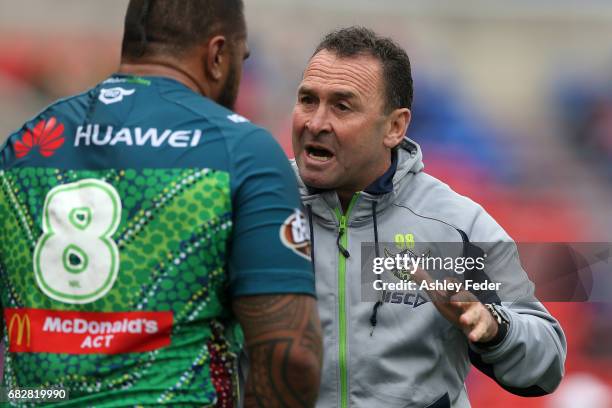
332, 90, 357, 100
298, 86, 358, 100
297, 85, 315, 95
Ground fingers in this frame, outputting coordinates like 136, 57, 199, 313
466, 320, 489, 343
459, 306, 483, 341
412, 267, 498, 342
458, 304, 498, 343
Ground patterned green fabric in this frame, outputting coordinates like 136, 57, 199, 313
0, 168, 240, 407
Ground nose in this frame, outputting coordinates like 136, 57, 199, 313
304, 105, 332, 136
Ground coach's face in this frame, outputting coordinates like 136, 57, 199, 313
292, 50, 401, 194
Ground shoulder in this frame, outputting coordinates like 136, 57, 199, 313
1, 90, 90, 160
16, 90, 91, 132
159, 89, 286, 167
395, 171, 511, 242
161, 87, 263, 140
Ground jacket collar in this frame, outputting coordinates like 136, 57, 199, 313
363, 149, 398, 195
292, 137, 424, 226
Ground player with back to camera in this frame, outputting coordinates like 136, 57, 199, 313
0, 1, 322, 406
292, 26, 566, 407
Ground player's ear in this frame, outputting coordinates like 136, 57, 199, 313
383, 108, 411, 149
205, 35, 228, 82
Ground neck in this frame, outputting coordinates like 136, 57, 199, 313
118, 59, 210, 96
338, 190, 355, 213
338, 152, 392, 212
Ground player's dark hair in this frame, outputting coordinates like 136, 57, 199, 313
313, 26, 413, 112
121, 0, 245, 59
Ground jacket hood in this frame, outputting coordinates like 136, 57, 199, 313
291, 137, 424, 226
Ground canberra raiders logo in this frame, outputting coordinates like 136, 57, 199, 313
280, 209, 311, 260
383, 247, 431, 281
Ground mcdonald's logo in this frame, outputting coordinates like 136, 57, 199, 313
8, 312, 31, 347
3, 307, 172, 354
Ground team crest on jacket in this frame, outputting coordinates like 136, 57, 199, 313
384, 247, 431, 281
280, 209, 311, 260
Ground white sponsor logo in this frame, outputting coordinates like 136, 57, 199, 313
43, 316, 159, 349
98, 87, 135, 105
102, 78, 127, 84
279, 209, 311, 260
227, 113, 249, 123
74, 125, 202, 148
43, 317, 159, 335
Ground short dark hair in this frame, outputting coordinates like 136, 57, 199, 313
121, 0, 245, 59
313, 26, 413, 112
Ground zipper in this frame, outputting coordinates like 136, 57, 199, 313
333, 193, 360, 408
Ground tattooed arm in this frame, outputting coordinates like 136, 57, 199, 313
233, 294, 323, 408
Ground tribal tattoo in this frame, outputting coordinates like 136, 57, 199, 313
233, 294, 322, 408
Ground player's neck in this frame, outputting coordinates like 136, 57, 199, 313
117, 61, 209, 97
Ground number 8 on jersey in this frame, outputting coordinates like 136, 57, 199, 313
33, 179, 122, 304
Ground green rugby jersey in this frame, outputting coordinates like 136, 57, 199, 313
0, 74, 314, 407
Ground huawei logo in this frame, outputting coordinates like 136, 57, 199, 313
15, 117, 65, 158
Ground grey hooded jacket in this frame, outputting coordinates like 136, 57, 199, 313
292, 138, 566, 408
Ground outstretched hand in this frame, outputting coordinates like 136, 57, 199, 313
412, 268, 499, 343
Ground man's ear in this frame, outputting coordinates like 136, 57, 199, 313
205, 35, 227, 82
383, 108, 411, 149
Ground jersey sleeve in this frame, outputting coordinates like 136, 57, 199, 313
228, 128, 315, 298
1, 131, 14, 169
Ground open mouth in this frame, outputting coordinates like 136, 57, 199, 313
305, 145, 334, 163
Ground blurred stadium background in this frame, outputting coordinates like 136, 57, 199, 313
1, 0, 611, 406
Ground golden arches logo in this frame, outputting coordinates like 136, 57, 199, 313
8, 313, 31, 347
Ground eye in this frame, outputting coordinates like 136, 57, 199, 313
336, 103, 350, 112
299, 95, 315, 105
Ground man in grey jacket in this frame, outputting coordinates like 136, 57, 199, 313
291, 26, 566, 408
